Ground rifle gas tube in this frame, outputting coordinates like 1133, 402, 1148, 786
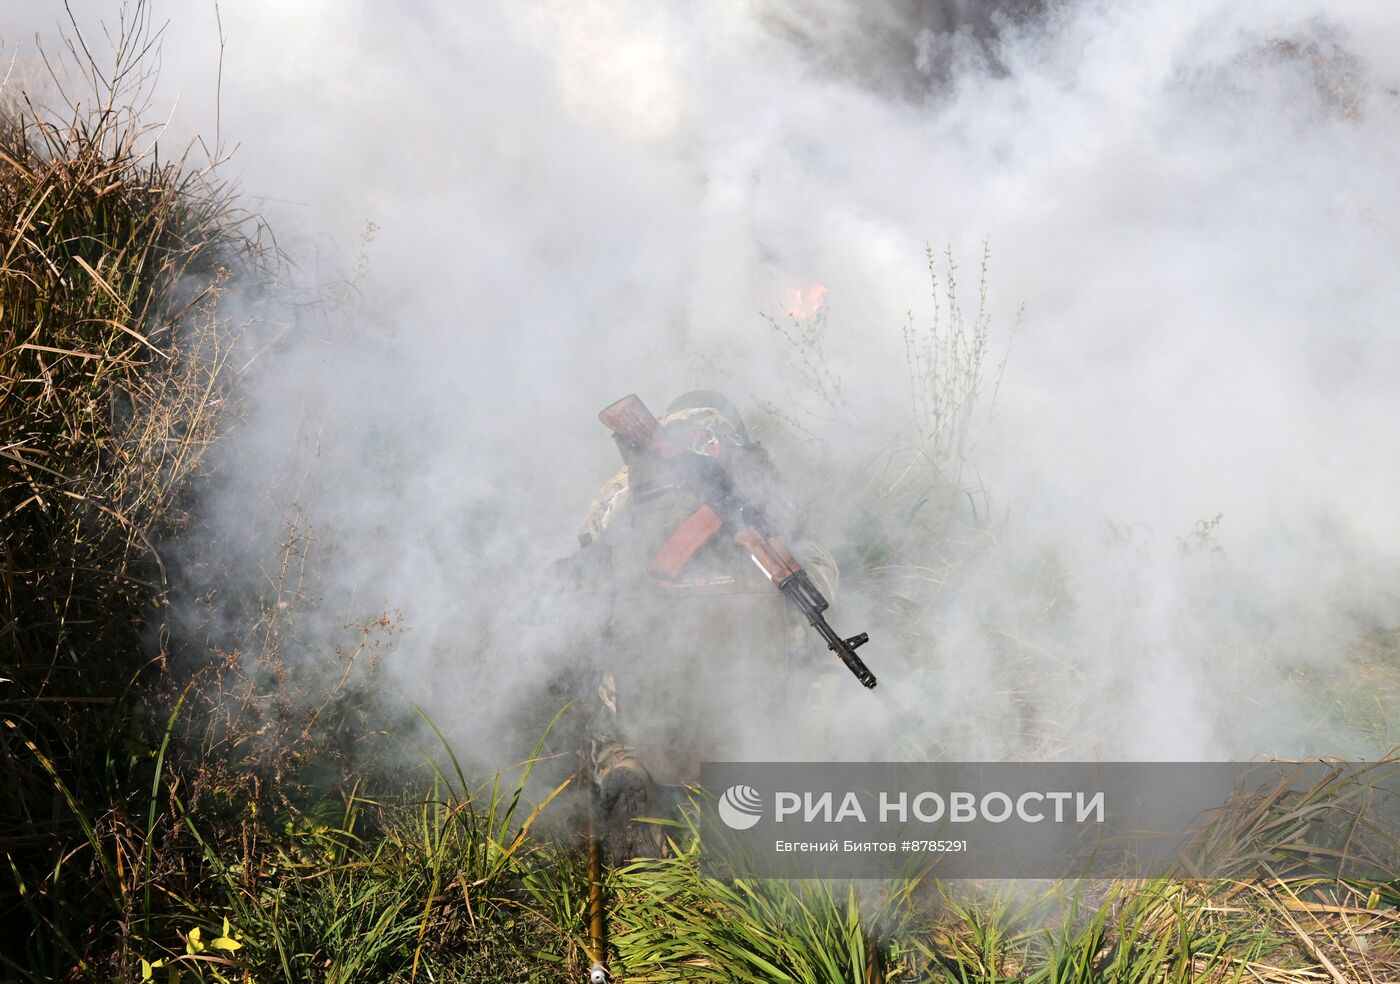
599, 394, 877, 689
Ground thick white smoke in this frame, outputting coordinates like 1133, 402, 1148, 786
6, 0, 1398, 764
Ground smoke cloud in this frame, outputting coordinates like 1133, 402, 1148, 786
7, 0, 1398, 765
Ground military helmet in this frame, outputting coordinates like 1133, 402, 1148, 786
664, 390, 751, 446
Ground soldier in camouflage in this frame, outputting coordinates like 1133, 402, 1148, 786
569, 391, 841, 863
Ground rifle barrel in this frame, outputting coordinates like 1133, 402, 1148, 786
781, 576, 878, 689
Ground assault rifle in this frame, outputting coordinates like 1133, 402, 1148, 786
598, 394, 877, 689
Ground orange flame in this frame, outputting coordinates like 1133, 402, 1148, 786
783, 283, 828, 319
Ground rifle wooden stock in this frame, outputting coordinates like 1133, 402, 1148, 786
599, 393, 675, 457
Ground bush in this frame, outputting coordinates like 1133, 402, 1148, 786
0, 31, 258, 976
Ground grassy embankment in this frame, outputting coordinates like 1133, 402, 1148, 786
2, 45, 1399, 984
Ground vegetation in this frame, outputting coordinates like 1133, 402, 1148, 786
3, 19, 1399, 984
0, 21, 255, 977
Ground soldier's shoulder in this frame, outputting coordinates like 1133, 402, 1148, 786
580, 467, 631, 545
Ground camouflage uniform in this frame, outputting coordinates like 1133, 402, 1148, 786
574, 392, 840, 862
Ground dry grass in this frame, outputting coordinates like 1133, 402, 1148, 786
0, 7, 263, 974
